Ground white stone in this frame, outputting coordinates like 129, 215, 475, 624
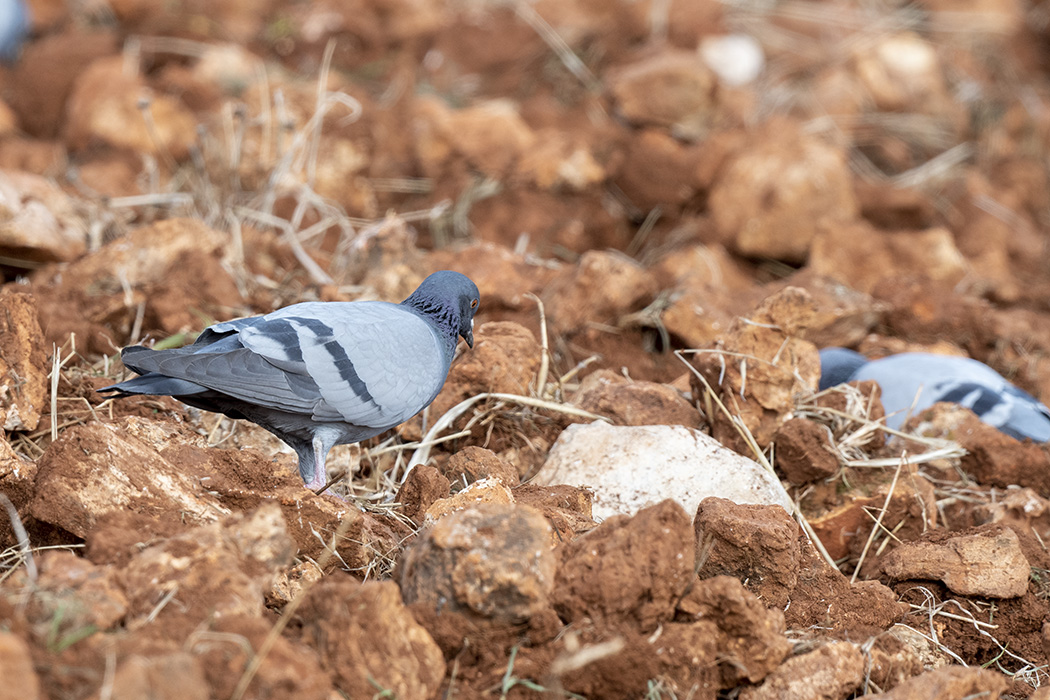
700, 34, 764, 87
533, 422, 793, 520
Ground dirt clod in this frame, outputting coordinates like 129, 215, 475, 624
773, 417, 840, 485
695, 497, 800, 608
0, 290, 47, 431
297, 578, 445, 700
196, 615, 330, 700
572, 369, 701, 428
0, 434, 37, 540
0, 632, 40, 700
396, 465, 451, 526
23, 551, 127, 633
710, 118, 858, 263
880, 524, 1032, 598
512, 483, 596, 544
121, 504, 293, 635
553, 499, 694, 632
542, 250, 657, 335
952, 413, 1050, 494
553, 619, 722, 700
608, 50, 716, 128
677, 575, 792, 686
692, 286, 821, 452
442, 445, 519, 487
422, 321, 540, 430
30, 420, 219, 539
423, 477, 514, 524
400, 503, 556, 623
739, 641, 864, 700
871, 665, 1008, 700
104, 653, 209, 700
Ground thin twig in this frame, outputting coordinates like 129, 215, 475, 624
0, 493, 35, 583
852, 458, 904, 584
525, 293, 551, 399
513, 1, 601, 91
406, 393, 608, 473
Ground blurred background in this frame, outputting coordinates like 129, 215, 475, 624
2, 0, 1049, 390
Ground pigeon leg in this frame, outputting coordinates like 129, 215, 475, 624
305, 435, 329, 492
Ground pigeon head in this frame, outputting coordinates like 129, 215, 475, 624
818, 347, 869, 391
402, 270, 481, 349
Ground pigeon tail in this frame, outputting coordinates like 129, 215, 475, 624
100, 373, 208, 397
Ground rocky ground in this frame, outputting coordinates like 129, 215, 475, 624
3, 0, 1050, 698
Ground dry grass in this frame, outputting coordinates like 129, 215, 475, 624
850, 458, 904, 584
513, 1, 601, 93
406, 392, 606, 473
795, 382, 968, 469
896, 586, 1050, 687
88, 37, 370, 295
10, 334, 119, 462
0, 493, 37, 584
674, 348, 842, 572
0, 543, 88, 586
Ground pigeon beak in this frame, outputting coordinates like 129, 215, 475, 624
465, 330, 474, 348
464, 318, 474, 348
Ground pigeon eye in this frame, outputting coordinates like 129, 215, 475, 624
470, 299, 478, 309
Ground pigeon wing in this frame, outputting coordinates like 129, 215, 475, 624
934, 381, 1010, 422
125, 343, 325, 413
934, 381, 1050, 441
229, 301, 449, 427
122, 302, 449, 429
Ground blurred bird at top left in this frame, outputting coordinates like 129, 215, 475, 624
0, 0, 30, 62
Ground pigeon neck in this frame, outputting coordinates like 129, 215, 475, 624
402, 295, 460, 361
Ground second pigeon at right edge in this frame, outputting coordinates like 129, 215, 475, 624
819, 347, 1050, 442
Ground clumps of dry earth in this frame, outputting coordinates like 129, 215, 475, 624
4, 0, 1050, 699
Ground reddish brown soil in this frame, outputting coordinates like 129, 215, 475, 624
2, 1, 1050, 699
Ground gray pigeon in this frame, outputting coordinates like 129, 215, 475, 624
100, 271, 480, 490
819, 347, 1050, 442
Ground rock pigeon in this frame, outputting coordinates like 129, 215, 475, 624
100, 271, 481, 490
0, 0, 29, 62
818, 347, 1050, 442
